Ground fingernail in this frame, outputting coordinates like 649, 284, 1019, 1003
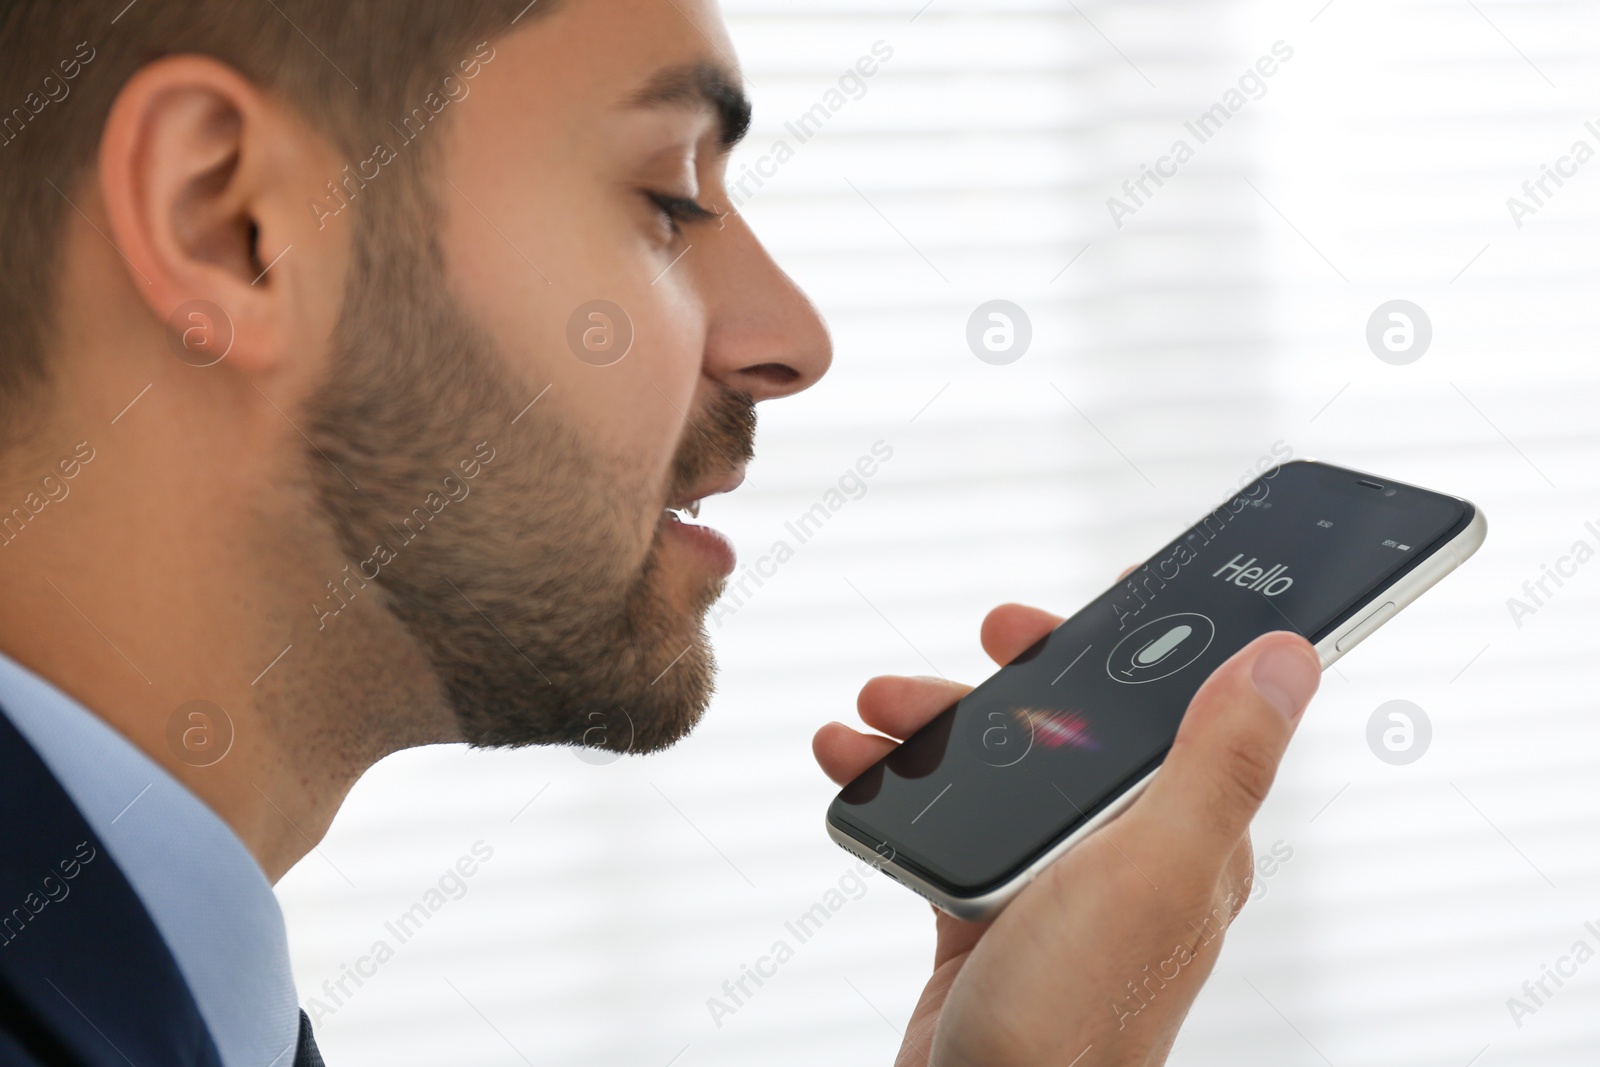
1251, 643, 1320, 719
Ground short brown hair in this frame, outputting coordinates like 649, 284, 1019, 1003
0, 0, 553, 434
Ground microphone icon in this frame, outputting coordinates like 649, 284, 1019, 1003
1107, 613, 1215, 684
1132, 624, 1194, 668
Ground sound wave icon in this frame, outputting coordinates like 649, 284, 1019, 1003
1012, 708, 1099, 751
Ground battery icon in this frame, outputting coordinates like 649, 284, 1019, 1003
1397, 544, 1411, 551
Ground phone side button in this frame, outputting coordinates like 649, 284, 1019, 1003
1334, 601, 1397, 654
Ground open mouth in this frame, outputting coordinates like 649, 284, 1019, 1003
658, 471, 745, 578
664, 466, 745, 523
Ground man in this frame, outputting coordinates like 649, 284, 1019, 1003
0, 0, 1322, 1064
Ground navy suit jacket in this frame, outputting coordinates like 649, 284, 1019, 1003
0, 702, 302, 1066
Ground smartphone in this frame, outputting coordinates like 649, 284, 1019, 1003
826, 459, 1485, 921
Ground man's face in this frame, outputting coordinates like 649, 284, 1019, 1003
305, 0, 830, 754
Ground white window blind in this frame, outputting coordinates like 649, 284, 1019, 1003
276, 2, 1600, 1064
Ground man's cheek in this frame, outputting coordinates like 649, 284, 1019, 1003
591, 314, 704, 455
554, 373, 684, 519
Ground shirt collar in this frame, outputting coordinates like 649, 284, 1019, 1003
0, 649, 301, 1067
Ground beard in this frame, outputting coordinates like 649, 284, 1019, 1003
301, 176, 754, 756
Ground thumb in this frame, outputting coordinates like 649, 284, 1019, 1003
1129, 631, 1321, 875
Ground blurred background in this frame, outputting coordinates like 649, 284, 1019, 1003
277, 0, 1600, 1063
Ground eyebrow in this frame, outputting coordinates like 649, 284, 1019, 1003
624, 61, 753, 151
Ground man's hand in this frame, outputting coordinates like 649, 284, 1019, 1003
813, 599, 1321, 1067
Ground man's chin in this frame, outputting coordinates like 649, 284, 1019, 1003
549, 635, 717, 757
608, 598, 721, 755
447, 587, 721, 755
563, 685, 710, 761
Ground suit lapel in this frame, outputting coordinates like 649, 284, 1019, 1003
0, 704, 224, 1067
293, 1009, 326, 1067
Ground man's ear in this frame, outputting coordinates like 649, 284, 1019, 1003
96, 55, 347, 379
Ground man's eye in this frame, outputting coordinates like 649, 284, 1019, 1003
646, 191, 717, 235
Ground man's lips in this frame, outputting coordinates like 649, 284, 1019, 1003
665, 467, 747, 517
661, 467, 745, 578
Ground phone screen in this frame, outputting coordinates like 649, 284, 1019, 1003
828, 460, 1471, 896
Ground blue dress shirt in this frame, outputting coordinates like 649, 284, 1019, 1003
0, 648, 301, 1067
